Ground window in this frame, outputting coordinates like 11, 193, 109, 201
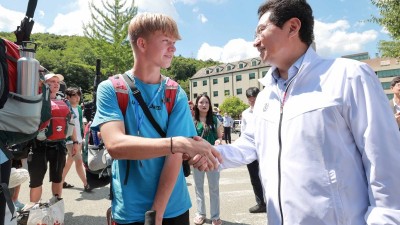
193, 81, 197, 87
216, 68, 220, 73
236, 75, 242, 81
239, 63, 244, 69
224, 77, 229, 83
262, 71, 267, 77
203, 92, 207, 96
249, 73, 256, 80
206, 70, 209, 74
382, 82, 391, 90
227, 65, 232, 71
213, 91, 218, 97
252, 61, 257, 66
213, 79, 218, 84
203, 80, 207, 86
224, 90, 230, 96
377, 69, 400, 78
237, 88, 242, 95
194, 93, 198, 99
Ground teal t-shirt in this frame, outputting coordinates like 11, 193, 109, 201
91, 72, 196, 223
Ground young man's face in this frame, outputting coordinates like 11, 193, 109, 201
391, 82, 400, 95
144, 31, 177, 69
46, 77, 60, 94
67, 92, 81, 105
247, 96, 256, 108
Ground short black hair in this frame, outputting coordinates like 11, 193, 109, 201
246, 87, 260, 98
391, 76, 400, 87
65, 87, 81, 97
257, 0, 314, 46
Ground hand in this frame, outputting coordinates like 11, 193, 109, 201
188, 154, 210, 171
395, 112, 400, 121
174, 136, 222, 170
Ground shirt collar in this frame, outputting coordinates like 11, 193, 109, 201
271, 54, 305, 83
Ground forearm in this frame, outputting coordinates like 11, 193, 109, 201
152, 154, 183, 220
106, 136, 177, 160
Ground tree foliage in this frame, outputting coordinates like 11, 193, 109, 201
83, 0, 136, 74
370, 0, 400, 58
219, 96, 248, 119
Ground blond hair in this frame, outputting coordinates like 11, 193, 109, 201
128, 13, 181, 48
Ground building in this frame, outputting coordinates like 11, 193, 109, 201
189, 57, 271, 107
189, 53, 400, 106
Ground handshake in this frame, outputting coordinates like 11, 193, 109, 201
174, 136, 223, 171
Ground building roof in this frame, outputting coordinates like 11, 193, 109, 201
361, 58, 400, 71
190, 57, 271, 80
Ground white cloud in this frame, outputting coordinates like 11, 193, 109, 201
0, 4, 46, 33
136, 0, 179, 20
173, 0, 226, 4
314, 19, 378, 57
380, 26, 389, 34
46, 0, 90, 35
197, 38, 259, 63
45, 0, 181, 36
198, 14, 208, 23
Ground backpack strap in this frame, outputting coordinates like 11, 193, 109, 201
121, 73, 166, 138
109, 74, 129, 116
164, 78, 178, 115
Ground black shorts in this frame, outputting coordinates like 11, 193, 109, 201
116, 210, 189, 225
28, 140, 67, 188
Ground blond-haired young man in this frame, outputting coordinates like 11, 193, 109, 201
91, 13, 220, 225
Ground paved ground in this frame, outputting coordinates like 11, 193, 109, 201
17, 132, 267, 225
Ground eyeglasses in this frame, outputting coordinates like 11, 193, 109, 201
254, 22, 272, 39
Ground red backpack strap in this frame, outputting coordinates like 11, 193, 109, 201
109, 74, 129, 116
164, 78, 178, 115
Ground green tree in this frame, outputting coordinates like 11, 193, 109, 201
370, 0, 400, 58
219, 96, 248, 119
83, 0, 137, 74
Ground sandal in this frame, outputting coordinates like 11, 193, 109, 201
212, 219, 222, 225
193, 215, 205, 225
63, 182, 74, 189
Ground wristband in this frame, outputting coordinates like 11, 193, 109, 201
73, 141, 79, 145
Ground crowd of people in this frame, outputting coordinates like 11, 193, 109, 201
2, 0, 400, 225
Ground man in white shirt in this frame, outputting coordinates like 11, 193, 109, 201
191, 0, 400, 224
241, 87, 266, 213
222, 113, 233, 144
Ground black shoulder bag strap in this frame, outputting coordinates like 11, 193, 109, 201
121, 73, 166, 138
119, 73, 167, 186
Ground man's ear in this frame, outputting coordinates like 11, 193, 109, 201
288, 17, 301, 37
136, 37, 146, 52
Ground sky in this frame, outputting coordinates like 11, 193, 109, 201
0, 0, 391, 63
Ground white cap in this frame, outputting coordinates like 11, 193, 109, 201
45, 73, 64, 81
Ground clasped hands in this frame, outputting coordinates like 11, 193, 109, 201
178, 136, 223, 171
